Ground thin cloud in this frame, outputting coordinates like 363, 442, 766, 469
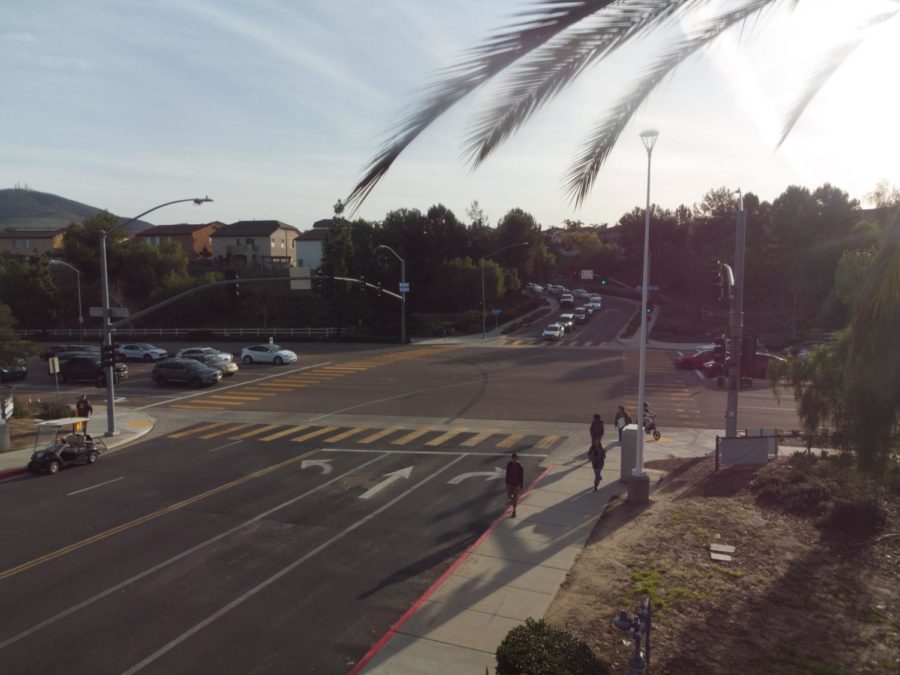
4, 32, 36, 42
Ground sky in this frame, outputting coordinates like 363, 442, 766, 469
1, 0, 898, 231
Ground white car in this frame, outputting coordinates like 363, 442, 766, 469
117, 343, 168, 362
240, 344, 298, 365
588, 295, 603, 310
542, 324, 564, 340
176, 346, 234, 363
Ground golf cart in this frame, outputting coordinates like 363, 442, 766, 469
27, 417, 107, 475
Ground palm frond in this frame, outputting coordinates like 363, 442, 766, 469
564, 0, 778, 207
345, 0, 621, 212
464, 1, 703, 167
777, 10, 899, 148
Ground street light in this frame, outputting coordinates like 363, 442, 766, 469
374, 244, 406, 344
480, 242, 529, 339
49, 259, 83, 340
632, 129, 658, 504
101, 196, 213, 437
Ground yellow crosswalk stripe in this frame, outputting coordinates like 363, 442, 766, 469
391, 427, 433, 445
425, 429, 467, 446
324, 427, 369, 443
169, 404, 226, 410
357, 426, 403, 444
496, 434, 524, 448
461, 430, 496, 447
535, 434, 560, 449
169, 422, 225, 438
252, 383, 298, 390
258, 424, 310, 442
204, 393, 264, 401
200, 423, 253, 439
291, 426, 338, 443
231, 424, 281, 440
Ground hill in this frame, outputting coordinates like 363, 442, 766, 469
0, 187, 152, 234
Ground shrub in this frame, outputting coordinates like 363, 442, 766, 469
819, 495, 887, 539
38, 401, 73, 420
495, 618, 609, 675
11, 396, 38, 419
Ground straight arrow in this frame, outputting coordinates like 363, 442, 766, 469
359, 466, 413, 500
447, 466, 505, 485
300, 459, 333, 475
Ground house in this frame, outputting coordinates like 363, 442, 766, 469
211, 220, 300, 268
135, 221, 223, 259
295, 219, 333, 270
0, 228, 66, 256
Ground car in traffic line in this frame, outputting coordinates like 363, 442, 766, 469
573, 307, 588, 323
40, 343, 100, 360
184, 353, 239, 376
701, 352, 787, 380
557, 314, 575, 333
240, 344, 298, 365
559, 293, 575, 309
542, 324, 564, 340
674, 347, 715, 370
58, 356, 127, 386
117, 343, 168, 362
151, 358, 223, 387
0, 358, 27, 382
175, 346, 235, 362
588, 295, 603, 310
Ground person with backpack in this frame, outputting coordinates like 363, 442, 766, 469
588, 414, 606, 490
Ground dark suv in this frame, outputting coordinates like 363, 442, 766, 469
151, 358, 222, 388
58, 356, 128, 386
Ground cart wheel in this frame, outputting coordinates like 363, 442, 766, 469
48, 461, 60, 475
653, 430, 661, 441
87, 451, 98, 464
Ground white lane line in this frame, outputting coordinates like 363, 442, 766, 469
67, 477, 124, 497
693, 370, 706, 380
322, 448, 548, 458
121, 454, 467, 674
135, 361, 332, 410
208, 440, 243, 453
0, 454, 386, 652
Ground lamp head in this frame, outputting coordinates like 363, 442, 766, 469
639, 129, 659, 152
193, 196, 213, 205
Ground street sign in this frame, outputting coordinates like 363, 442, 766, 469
2, 397, 13, 420
580, 270, 594, 280
89, 307, 105, 318
89, 307, 130, 318
491, 308, 502, 316
289, 266, 312, 291
399, 282, 410, 293
48, 357, 60, 375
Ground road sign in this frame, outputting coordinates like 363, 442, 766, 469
89, 307, 105, 318
580, 270, 594, 280
1, 397, 12, 420
48, 356, 60, 375
289, 266, 312, 291
491, 308, 502, 316
89, 307, 130, 318
399, 282, 410, 293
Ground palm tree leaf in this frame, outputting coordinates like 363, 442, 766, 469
564, 0, 778, 206
346, 0, 621, 211
777, 10, 898, 148
464, 1, 705, 167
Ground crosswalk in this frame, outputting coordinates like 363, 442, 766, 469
165, 346, 458, 411
168, 420, 566, 453
621, 350, 702, 426
498, 337, 610, 348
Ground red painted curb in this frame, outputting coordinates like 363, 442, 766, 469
0, 466, 27, 481
348, 464, 556, 675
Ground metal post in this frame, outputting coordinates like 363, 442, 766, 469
725, 194, 747, 437
75, 270, 84, 340
99, 231, 117, 437
480, 257, 486, 339
400, 257, 406, 344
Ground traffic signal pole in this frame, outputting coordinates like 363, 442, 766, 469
725, 195, 747, 438
99, 231, 118, 437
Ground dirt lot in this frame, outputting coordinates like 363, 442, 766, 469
546, 456, 899, 674
2, 418, 40, 451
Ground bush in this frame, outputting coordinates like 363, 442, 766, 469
818, 495, 887, 539
38, 401, 73, 420
495, 618, 609, 675
10, 396, 38, 419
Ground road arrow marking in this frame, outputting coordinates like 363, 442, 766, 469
359, 466, 413, 500
447, 467, 505, 485
300, 459, 333, 475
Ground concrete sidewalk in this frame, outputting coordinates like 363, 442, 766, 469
0, 408, 156, 479
356, 427, 717, 673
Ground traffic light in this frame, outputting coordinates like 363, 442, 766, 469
646, 306, 654, 314
358, 276, 366, 292
570, 267, 578, 281
225, 270, 240, 298
599, 277, 608, 287
101, 343, 117, 368
711, 261, 723, 298
713, 337, 727, 365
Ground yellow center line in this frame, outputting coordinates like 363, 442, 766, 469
0, 448, 321, 581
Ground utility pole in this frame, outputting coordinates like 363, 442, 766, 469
725, 192, 746, 437
100, 231, 117, 437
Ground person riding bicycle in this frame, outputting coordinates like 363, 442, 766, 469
643, 402, 657, 432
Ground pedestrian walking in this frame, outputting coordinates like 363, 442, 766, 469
505, 453, 524, 518
75, 394, 93, 432
588, 414, 606, 490
614, 405, 632, 442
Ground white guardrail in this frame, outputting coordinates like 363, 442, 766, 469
14, 327, 342, 339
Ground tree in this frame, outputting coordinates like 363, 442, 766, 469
0, 303, 37, 365
346, 1, 889, 210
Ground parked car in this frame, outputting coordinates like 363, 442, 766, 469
175, 346, 234, 363
573, 307, 588, 323
152, 358, 223, 387
117, 343, 168, 362
674, 348, 715, 370
588, 295, 603, 310
701, 353, 786, 379
240, 344, 298, 365
557, 314, 575, 333
184, 353, 239, 376
526, 282, 544, 293
0, 358, 27, 382
40, 343, 100, 360
542, 323, 564, 340
58, 356, 127, 386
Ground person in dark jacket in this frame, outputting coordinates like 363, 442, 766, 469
614, 406, 632, 442
75, 394, 93, 432
505, 453, 524, 518
588, 414, 606, 490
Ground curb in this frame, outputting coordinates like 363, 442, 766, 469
0, 466, 27, 481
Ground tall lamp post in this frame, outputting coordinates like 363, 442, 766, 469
632, 129, 659, 505
101, 196, 212, 437
374, 244, 406, 344
49, 259, 83, 340
480, 242, 529, 339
